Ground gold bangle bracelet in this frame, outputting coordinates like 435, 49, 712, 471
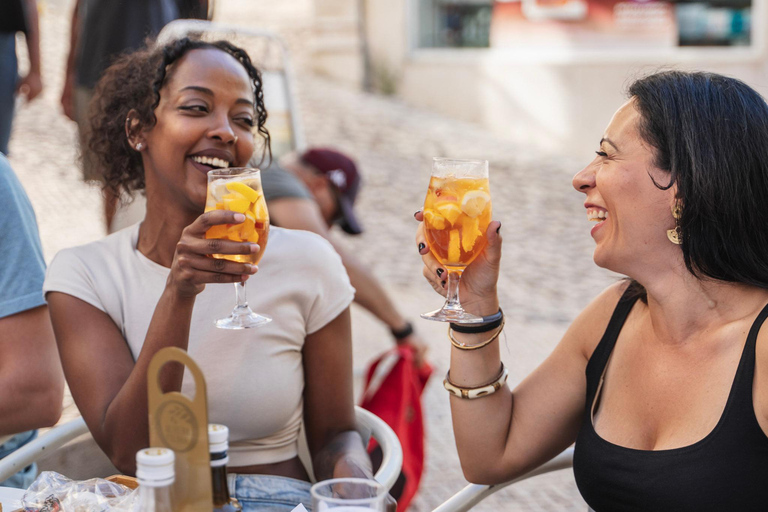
448, 317, 505, 350
443, 363, 509, 399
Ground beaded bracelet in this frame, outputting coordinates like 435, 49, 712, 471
448, 317, 505, 351
450, 308, 504, 334
443, 364, 509, 399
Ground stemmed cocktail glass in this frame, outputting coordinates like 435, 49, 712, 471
421, 157, 491, 323
205, 168, 271, 329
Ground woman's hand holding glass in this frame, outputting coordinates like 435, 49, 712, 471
167, 209, 260, 298
418, 158, 499, 322
416, 213, 503, 318
204, 168, 271, 329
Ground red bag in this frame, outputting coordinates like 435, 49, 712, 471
360, 346, 432, 512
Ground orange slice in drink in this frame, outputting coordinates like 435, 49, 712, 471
461, 190, 490, 218
436, 203, 462, 226
448, 229, 461, 262
252, 199, 269, 221
240, 217, 256, 240
224, 198, 250, 214
226, 181, 260, 203
206, 224, 228, 239
423, 209, 446, 230
227, 225, 243, 241
461, 216, 482, 252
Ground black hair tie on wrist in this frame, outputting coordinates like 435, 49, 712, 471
391, 322, 414, 340
450, 308, 504, 333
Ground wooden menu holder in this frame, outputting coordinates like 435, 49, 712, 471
147, 347, 212, 512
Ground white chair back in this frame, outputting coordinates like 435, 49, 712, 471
0, 407, 404, 491
431, 447, 575, 512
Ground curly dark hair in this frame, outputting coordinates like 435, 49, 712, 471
87, 37, 271, 197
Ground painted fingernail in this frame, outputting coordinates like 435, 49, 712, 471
436, 268, 444, 277
418, 242, 425, 252
250, 243, 260, 253
496, 222, 502, 234
234, 213, 246, 222
414, 210, 422, 218
441, 280, 446, 288
246, 264, 257, 273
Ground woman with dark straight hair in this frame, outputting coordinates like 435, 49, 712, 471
416, 70, 768, 511
628, 71, 768, 290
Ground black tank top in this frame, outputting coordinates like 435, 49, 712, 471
573, 290, 768, 511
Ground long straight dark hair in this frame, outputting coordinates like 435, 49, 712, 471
626, 71, 768, 300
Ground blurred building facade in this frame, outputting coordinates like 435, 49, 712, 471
311, 0, 767, 156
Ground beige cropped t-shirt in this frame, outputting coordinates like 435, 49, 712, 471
44, 224, 354, 467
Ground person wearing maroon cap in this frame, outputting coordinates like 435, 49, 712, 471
296, 148, 364, 235
262, 148, 427, 363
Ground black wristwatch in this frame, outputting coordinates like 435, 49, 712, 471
391, 321, 414, 341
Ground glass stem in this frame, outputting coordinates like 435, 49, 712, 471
234, 281, 249, 309
444, 270, 464, 312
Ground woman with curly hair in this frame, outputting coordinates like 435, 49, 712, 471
43, 37, 371, 511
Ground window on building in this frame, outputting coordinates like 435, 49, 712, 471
416, 0, 753, 50
675, 0, 751, 46
418, 0, 493, 48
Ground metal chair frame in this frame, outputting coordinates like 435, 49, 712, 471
0, 406, 403, 491
432, 447, 575, 512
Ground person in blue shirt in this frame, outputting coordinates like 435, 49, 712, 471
0, 154, 64, 488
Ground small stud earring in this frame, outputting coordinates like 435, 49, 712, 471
667, 203, 682, 245
135, 143, 144, 151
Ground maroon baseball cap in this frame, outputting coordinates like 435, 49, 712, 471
300, 148, 363, 235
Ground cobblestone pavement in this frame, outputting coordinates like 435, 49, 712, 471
7, 1, 619, 510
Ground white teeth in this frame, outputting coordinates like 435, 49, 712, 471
587, 209, 609, 222
192, 156, 230, 169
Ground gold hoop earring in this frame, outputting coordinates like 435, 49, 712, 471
667, 203, 682, 245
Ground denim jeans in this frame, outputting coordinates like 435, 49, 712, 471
227, 474, 313, 512
0, 430, 37, 489
0, 33, 18, 156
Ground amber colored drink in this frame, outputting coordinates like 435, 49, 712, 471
423, 176, 491, 270
204, 177, 270, 265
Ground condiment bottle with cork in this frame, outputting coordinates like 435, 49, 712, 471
209, 424, 242, 512
136, 448, 175, 512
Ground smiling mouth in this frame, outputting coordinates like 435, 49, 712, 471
191, 156, 231, 169
587, 209, 608, 222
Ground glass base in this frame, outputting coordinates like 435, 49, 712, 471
420, 306, 484, 323
215, 305, 272, 329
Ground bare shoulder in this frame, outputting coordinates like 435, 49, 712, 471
561, 280, 632, 361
